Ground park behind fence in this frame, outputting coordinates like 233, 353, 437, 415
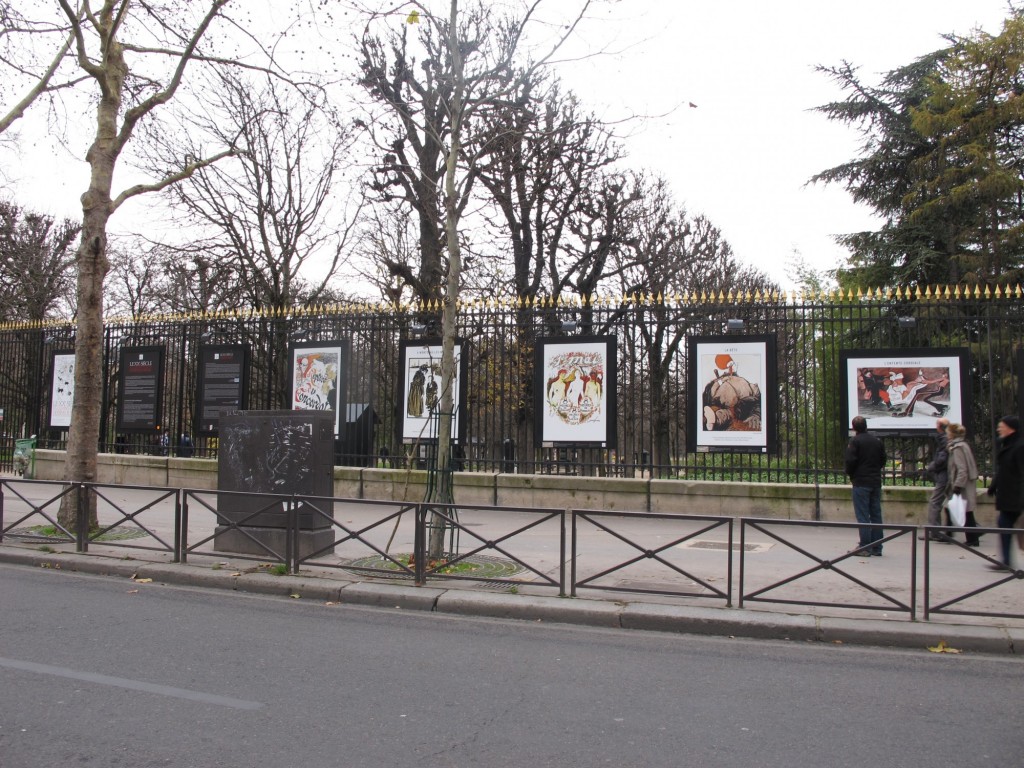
0, 287, 1021, 484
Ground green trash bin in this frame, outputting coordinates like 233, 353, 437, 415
13, 436, 36, 479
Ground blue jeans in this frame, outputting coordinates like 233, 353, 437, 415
996, 509, 1021, 565
852, 485, 884, 554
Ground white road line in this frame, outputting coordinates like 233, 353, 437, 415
0, 656, 263, 710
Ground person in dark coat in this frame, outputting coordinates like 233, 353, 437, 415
920, 417, 949, 540
986, 414, 1024, 570
845, 415, 887, 556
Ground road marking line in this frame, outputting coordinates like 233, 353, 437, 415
0, 656, 263, 710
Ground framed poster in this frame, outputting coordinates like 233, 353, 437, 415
840, 347, 970, 435
48, 349, 76, 429
399, 338, 467, 442
196, 344, 250, 436
116, 346, 165, 433
687, 335, 777, 453
289, 341, 346, 437
533, 335, 617, 447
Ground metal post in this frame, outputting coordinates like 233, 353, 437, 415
173, 489, 182, 563
76, 483, 87, 553
180, 493, 190, 563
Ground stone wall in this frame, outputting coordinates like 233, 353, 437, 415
31, 449, 995, 524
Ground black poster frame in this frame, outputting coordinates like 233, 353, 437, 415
195, 344, 251, 436
116, 345, 166, 433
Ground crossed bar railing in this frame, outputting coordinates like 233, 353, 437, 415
2, 477, 1021, 620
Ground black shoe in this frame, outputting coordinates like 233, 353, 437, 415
986, 562, 1009, 571
848, 547, 873, 557
966, 541, 980, 547
871, 550, 883, 557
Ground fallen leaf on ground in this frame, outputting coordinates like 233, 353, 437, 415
289, 593, 301, 599
230, 572, 242, 577
127, 589, 139, 594
133, 577, 153, 583
927, 639, 963, 654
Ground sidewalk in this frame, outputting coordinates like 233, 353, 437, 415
1, 479, 1022, 654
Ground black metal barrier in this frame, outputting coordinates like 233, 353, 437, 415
416, 502, 565, 591
83, 483, 180, 559
571, 510, 733, 604
922, 525, 1024, 620
4, 480, 1024, 622
181, 489, 293, 567
0, 478, 78, 546
291, 495, 419, 580
739, 518, 919, 620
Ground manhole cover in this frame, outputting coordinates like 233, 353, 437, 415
677, 539, 773, 553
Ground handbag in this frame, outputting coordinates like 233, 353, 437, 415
947, 493, 967, 528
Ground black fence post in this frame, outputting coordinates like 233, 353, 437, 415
288, 495, 298, 574
76, 483, 87, 553
414, 503, 426, 586
173, 489, 182, 563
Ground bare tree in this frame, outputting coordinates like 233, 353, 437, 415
0, 199, 79, 322
157, 71, 364, 314
356, 0, 597, 556
0, 1, 293, 529
610, 176, 780, 468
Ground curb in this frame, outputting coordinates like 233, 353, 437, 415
0, 547, 1016, 654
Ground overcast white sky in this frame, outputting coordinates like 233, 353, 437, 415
1, 1, 1015, 291
554, 0, 1015, 287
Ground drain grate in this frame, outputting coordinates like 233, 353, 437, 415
677, 539, 773, 553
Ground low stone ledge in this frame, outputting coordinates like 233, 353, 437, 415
338, 581, 444, 611
435, 590, 621, 627
234, 571, 343, 601
818, 616, 1013, 654
620, 602, 819, 641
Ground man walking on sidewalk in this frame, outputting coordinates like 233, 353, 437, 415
921, 417, 950, 540
845, 416, 887, 556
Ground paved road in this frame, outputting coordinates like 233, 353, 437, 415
2, 565, 1022, 768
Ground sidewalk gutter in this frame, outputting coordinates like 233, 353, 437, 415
0, 547, 1016, 655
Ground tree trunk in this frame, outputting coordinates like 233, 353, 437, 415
428, 0, 464, 560
58, 33, 125, 532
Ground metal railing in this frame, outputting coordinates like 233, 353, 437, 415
922, 527, 1024, 620
738, 518, 919, 619
571, 509, 733, 604
3, 478, 1023, 621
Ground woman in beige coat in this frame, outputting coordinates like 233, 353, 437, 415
946, 422, 980, 546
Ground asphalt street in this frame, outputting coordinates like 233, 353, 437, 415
2, 564, 1022, 768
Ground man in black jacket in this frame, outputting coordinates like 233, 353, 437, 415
921, 417, 950, 540
987, 415, 1024, 569
845, 416, 887, 556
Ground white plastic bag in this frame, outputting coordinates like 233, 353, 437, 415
947, 493, 967, 528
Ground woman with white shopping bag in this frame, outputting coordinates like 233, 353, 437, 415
945, 422, 980, 546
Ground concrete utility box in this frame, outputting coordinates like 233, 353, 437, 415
216, 410, 335, 558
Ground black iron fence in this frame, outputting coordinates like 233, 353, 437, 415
1, 288, 1021, 482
